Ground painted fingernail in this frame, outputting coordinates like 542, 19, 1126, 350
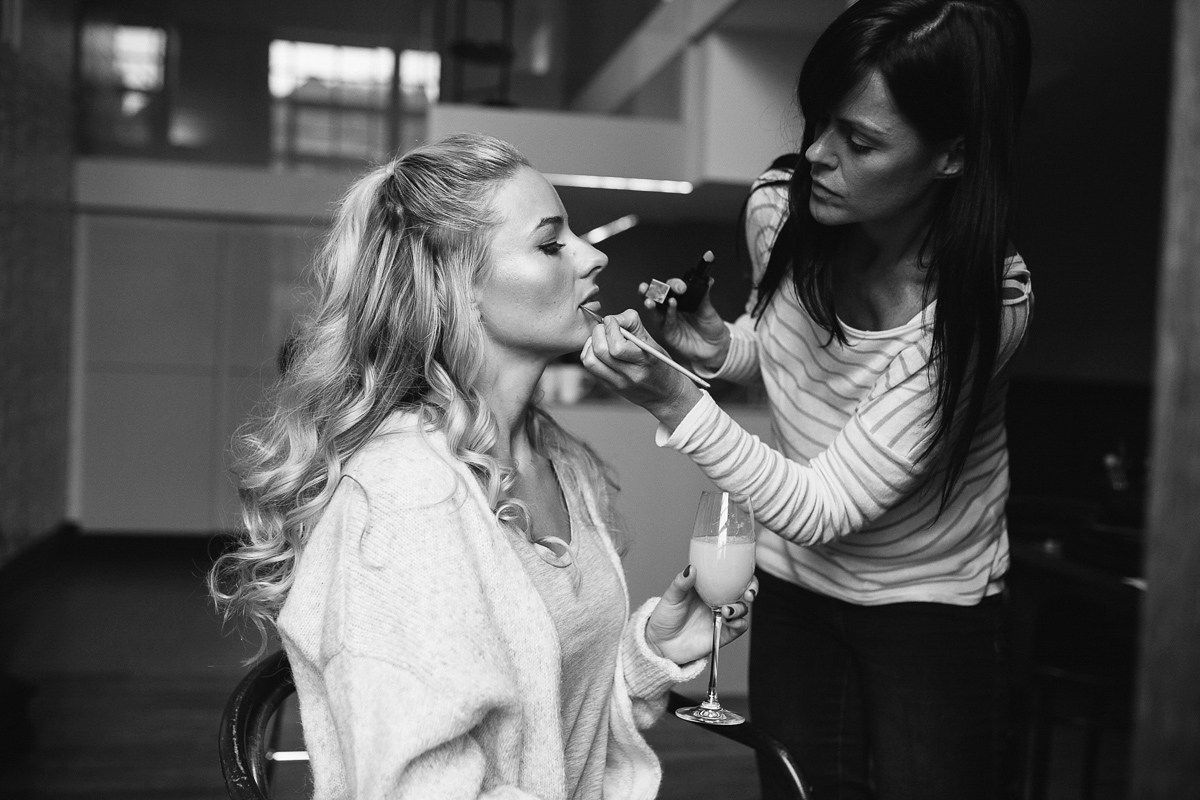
683, 565, 692, 578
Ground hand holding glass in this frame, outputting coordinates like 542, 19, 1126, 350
675, 491, 757, 726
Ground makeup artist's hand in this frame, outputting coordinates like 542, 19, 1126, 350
646, 566, 757, 665
639, 277, 731, 372
581, 310, 703, 432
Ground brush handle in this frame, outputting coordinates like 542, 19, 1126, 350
582, 307, 712, 389
616, 328, 712, 389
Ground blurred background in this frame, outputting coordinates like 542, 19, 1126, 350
0, 0, 1183, 797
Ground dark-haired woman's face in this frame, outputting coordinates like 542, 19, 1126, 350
805, 69, 960, 232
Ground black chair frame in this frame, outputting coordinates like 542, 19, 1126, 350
219, 649, 295, 800
220, 649, 813, 800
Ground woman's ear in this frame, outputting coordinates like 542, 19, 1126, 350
935, 136, 965, 179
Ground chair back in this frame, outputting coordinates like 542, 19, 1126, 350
218, 649, 294, 800
219, 650, 812, 800
666, 691, 813, 800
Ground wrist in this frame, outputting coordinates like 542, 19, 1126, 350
644, 380, 703, 434
643, 618, 666, 659
699, 329, 731, 372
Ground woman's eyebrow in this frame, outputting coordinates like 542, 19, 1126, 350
532, 215, 564, 234
838, 115, 889, 140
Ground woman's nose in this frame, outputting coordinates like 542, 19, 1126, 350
581, 241, 608, 275
806, 128, 836, 169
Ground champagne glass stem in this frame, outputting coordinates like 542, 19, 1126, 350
704, 610, 723, 708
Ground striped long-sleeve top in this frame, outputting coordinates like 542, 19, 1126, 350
657, 168, 1033, 605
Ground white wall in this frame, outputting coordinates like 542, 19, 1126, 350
428, 103, 687, 182
683, 30, 806, 184
75, 157, 351, 220
72, 212, 320, 530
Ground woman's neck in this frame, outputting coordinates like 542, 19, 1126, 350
850, 196, 934, 274
478, 353, 548, 463
837, 215, 935, 331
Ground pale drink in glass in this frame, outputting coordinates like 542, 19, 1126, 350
674, 491, 757, 726
690, 536, 756, 606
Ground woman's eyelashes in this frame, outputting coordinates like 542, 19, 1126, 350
845, 135, 872, 154
538, 241, 566, 255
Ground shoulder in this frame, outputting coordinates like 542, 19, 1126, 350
344, 412, 463, 506
749, 166, 793, 205
1002, 253, 1032, 305
306, 417, 468, 558
746, 165, 793, 249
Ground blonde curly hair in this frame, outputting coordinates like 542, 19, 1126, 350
209, 133, 623, 649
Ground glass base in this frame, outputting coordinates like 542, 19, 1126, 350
674, 702, 745, 726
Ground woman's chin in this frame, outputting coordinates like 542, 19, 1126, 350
809, 199, 845, 226
570, 322, 595, 350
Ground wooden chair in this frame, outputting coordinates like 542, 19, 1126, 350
219, 649, 813, 799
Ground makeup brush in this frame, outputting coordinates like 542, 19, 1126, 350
581, 306, 711, 389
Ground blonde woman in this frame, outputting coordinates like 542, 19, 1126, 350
210, 133, 756, 800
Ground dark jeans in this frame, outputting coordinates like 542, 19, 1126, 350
749, 570, 1010, 800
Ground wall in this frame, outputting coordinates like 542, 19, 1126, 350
1012, 1, 1173, 384
998, 2, 1172, 515
683, 30, 806, 184
428, 102, 687, 182
0, 0, 77, 566
72, 213, 319, 531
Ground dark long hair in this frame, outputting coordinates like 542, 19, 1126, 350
752, 0, 1031, 507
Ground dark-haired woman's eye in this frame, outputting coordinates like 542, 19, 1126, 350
845, 136, 872, 155
539, 241, 566, 255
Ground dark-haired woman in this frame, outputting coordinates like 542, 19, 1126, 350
581, 0, 1033, 797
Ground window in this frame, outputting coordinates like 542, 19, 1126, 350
269, 40, 440, 168
78, 22, 171, 150
1, 0, 23, 51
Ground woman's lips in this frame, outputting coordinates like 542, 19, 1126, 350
811, 180, 837, 198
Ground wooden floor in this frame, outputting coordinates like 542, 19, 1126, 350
0, 533, 1131, 799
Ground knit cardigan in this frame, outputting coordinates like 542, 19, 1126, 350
278, 413, 702, 799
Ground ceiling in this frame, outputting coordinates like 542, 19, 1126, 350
552, 0, 841, 227
76, 0, 1169, 229
717, 0, 846, 36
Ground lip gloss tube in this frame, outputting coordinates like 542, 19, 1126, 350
665, 250, 715, 313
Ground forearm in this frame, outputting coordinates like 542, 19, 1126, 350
659, 395, 915, 543
640, 379, 705, 435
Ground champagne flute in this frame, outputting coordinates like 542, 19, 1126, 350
675, 490, 757, 726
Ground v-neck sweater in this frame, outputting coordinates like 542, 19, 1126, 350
278, 412, 704, 799
506, 465, 626, 800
